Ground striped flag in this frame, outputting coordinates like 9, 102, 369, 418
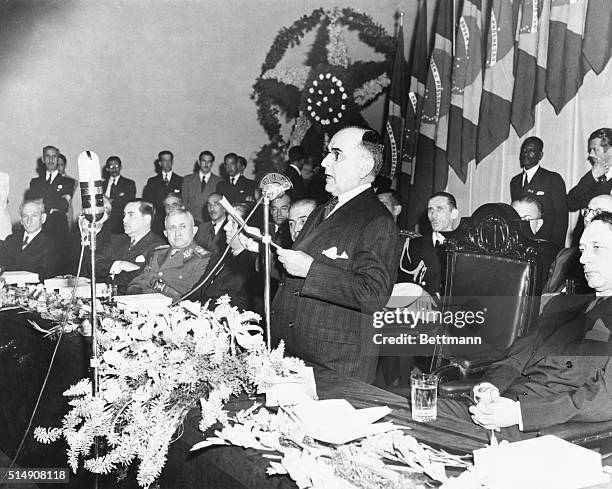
546, 0, 589, 114
405, 0, 453, 229
582, 0, 612, 75
476, 0, 519, 163
511, 0, 552, 137
447, 0, 483, 181
381, 23, 406, 180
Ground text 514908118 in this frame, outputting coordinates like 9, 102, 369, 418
0, 468, 69, 483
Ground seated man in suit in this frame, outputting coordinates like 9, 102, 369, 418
103, 156, 137, 234
399, 191, 459, 299
438, 212, 612, 441
270, 193, 293, 248
26, 145, 74, 243
96, 199, 165, 294
127, 209, 210, 300
288, 199, 317, 242
0, 199, 58, 280
543, 194, 612, 294
215, 153, 255, 204
194, 192, 226, 254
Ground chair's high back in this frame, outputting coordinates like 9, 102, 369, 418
437, 203, 542, 362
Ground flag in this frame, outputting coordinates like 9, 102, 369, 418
511, 0, 552, 137
381, 22, 406, 180
476, 0, 519, 163
582, 0, 612, 75
402, 0, 429, 177
447, 0, 483, 181
546, 0, 589, 114
405, 0, 453, 230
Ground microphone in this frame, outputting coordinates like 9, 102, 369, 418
259, 172, 292, 200
77, 150, 105, 223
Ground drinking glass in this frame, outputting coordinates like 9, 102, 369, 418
410, 372, 438, 422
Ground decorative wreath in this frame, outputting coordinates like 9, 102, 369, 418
251, 7, 396, 174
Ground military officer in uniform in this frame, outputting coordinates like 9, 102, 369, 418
127, 209, 210, 300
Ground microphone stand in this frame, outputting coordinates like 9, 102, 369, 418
262, 195, 272, 350
87, 222, 100, 489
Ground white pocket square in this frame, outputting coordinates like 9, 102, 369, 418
322, 247, 349, 260
536, 191, 545, 195
134, 255, 146, 263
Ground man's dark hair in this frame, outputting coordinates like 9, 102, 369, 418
377, 190, 402, 207
591, 211, 612, 228
361, 129, 384, 175
126, 198, 156, 220
106, 156, 122, 167
513, 195, 544, 218
158, 150, 174, 160
199, 150, 215, 162
224, 152, 238, 161
288, 146, 306, 163
430, 191, 457, 209
588, 128, 612, 149
58, 153, 67, 164
42, 145, 59, 154
523, 136, 543, 153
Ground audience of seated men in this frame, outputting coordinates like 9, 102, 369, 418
438, 212, 612, 441
143, 150, 183, 236
567, 127, 612, 244
189, 202, 259, 311
399, 191, 458, 299
103, 156, 137, 234
96, 200, 165, 294
181, 150, 221, 225
543, 194, 612, 295
25, 145, 74, 243
215, 153, 255, 204
127, 209, 210, 299
194, 192, 227, 254
0, 199, 59, 280
510, 136, 568, 248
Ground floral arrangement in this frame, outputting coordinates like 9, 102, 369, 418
33, 296, 301, 488
193, 403, 472, 489
251, 7, 395, 174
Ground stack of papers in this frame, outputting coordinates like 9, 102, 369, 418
3, 271, 39, 286
473, 435, 609, 489
115, 293, 172, 312
44, 276, 90, 291
288, 399, 394, 444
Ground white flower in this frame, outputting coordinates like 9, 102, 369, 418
318, 74, 324, 80
330, 89, 335, 94
323, 96, 328, 102
102, 378, 123, 403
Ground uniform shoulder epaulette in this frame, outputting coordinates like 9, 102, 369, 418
193, 245, 210, 257
154, 244, 170, 251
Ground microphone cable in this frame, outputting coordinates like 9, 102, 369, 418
0, 237, 87, 484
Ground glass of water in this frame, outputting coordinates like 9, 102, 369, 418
410, 372, 438, 422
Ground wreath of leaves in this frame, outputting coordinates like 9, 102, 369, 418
251, 7, 395, 145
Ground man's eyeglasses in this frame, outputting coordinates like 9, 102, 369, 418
580, 207, 605, 218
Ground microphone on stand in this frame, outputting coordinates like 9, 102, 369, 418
259, 172, 293, 200
77, 150, 105, 224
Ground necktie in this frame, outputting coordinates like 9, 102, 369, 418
46, 173, 52, 185
597, 175, 607, 183
110, 178, 117, 198
324, 197, 339, 219
22, 235, 29, 249
231, 177, 236, 186
128, 238, 136, 250
201, 175, 207, 192
164, 174, 169, 185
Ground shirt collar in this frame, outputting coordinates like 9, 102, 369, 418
213, 220, 224, 233
163, 171, 173, 179
129, 230, 148, 244
432, 231, 446, 246
24, 228, 42, 241
524, 164, 540, 182
47, 170, 59, 181
330, 184, 371, 217
290, 163, 301, 173
200, 171, 210, 181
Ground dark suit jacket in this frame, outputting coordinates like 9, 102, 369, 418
190, 249, 258, 311
104, 176, 137, 234
285, 165, 306, 201
181, 172, 221, 223
0, 230, 59, 280
398, 234, 445, 297
194, 219, 226, 255
480, 294, 612, 432
510, 166, 568, 247
95, 231, 165, 292
215, 175, 255, 204
26, 175, 74, 241
271, 188, 401, 383
142, 173, 183, 235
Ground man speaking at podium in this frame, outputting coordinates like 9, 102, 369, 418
271, 126, 400, 383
